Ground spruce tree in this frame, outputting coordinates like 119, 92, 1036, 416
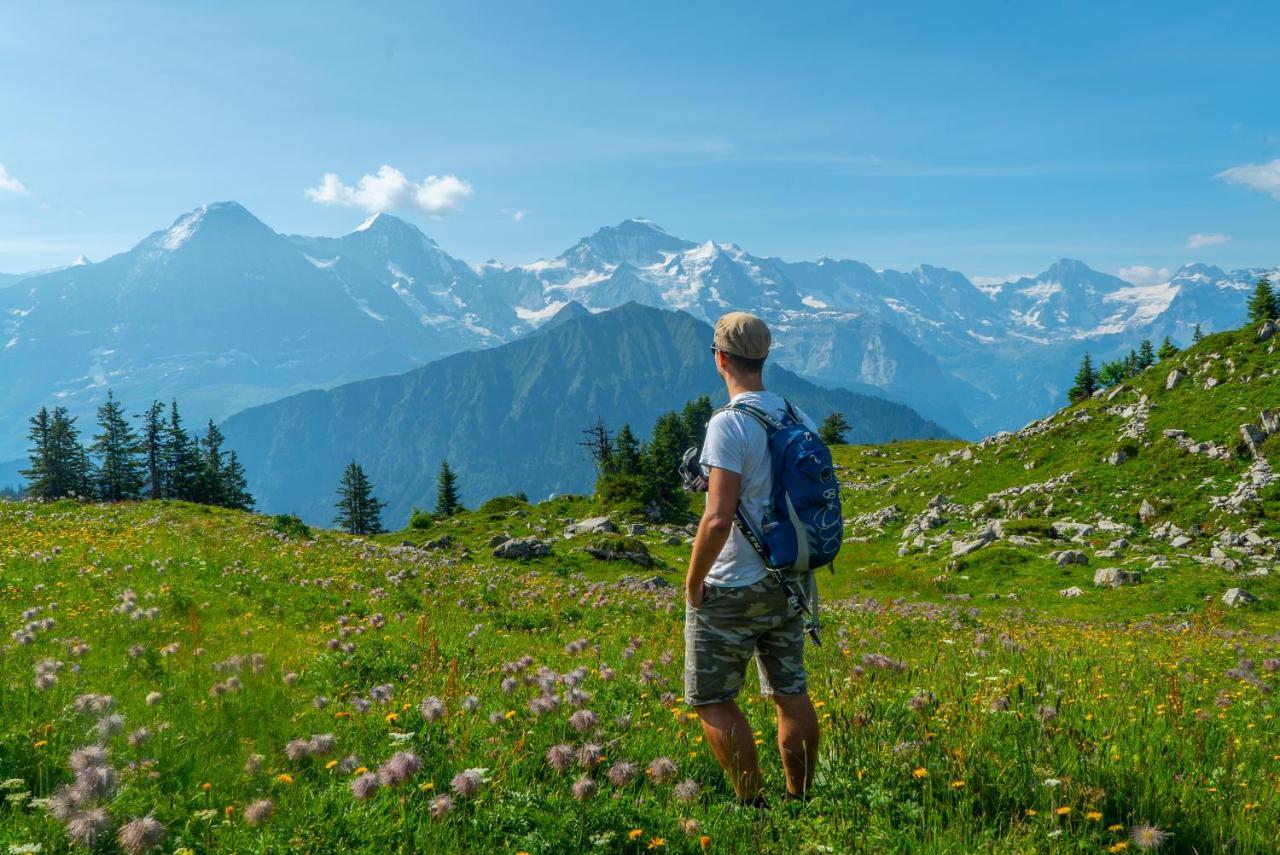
613, 424, 642, 475
91, 391, 144, 502
1137, 339, 1155, 370
335, 461, 386, 535
1247, 276, 1278, 324
1122, 350, 1138, 378
163, 401, 200, 501
434, 461, 462, 517
680, 396, 714, 449
1192, 323, 1204, 343
645, 410, 690, 505
220, 452, 255, 511
139, 401, 166, 499
1156, 337, 1178, 361
21, 407, 53, 499
1068, 353, 1099, 402
819, 412, 851, 445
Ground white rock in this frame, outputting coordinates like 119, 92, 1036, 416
1221, 587, 1257, 607
1093, 567, 1140, 588
1165, 369, 1185, 390
1059, 586, 1085, 598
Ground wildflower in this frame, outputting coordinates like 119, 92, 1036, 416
673, 779, 700, 803
1055, 806, 1071, 815
681, 818, 700, 836
569, 709, 598, 733
1042, 777, 1061, 788
244, 754, 264, 775
571, 776, 597, 800
350, 773, 380, 800
1086, 811, 1103, 821
608, 761, 638, 787
647, 757, 678, 785
1108, 824, 1125, 832
462, 695, 480, 713
74, 765, 117, 801
628, 829, 644, 840
306, 734, 335, 757
912, 767, 928, 779
546, 744, 575, 772
116, 815, 166, 854
145, 692, 162, 706
44, 785, 86, 820
451, 768, 485, 798
429, 794, 454, 818
337, 754, 361, 774
907, 691, 934, 712
285, 739, 310, 762
578, 742, 603, 768
65, 807, 112, 848
377, 752, 422, 787
1129, 824, 1170, 850
1035, 705, 1058, 723
700, 835, 711, 850
68, 746, 110, 772
96, 713, 125, 739
127, 728, 151, 747
648, 838, 666, 850
243, 799, 273, 827
1109, 844, 1129, 853
275, 774, 293, 785
950, 780, 965, 789
420, 697, 445, 722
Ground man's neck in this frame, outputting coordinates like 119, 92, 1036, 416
725, 375, 765, 399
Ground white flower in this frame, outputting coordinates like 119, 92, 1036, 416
1042, 777, 1062, 788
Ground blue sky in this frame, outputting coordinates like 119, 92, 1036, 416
1, 1, 1277, 284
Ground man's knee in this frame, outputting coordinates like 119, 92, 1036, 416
694, 699, 743, 726
771, 691, 816, 719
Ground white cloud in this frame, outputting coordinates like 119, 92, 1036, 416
1185, 232, 1231, 249
512, 209, 525, 223
1216, 158, 1280, 200
0, 163, 26, 194
305, 165, 473, 217
1116, 265, 1172, 286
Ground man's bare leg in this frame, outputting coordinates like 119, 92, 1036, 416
773, 692, 819, 797
695, 699, 763, 799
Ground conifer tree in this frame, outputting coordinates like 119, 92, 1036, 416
139, 401, 166, 499
613, 424, 642, 475
335, 461, 386, 535
645, 410, 690, 503
680, 396, 714, 449
194, 420, 228, 506
1156, 336, 1178, 361
1247, 276, 1278, 324
220, 451, 255, 511
163, 400, 200, 501
1192, 323, 1204, 343
91, 390, 144, 502
1068, 353, 1099, 402
819, 412, 851, 445
1122, 350, 1138, 378
1137, 339, 1155, 369
21, 407, 54, 499
434, 460, 462, 517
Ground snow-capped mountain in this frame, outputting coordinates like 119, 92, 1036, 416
1, 203, 1271, 461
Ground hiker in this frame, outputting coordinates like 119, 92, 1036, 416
683, 311, 822, 806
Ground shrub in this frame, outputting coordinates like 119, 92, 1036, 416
271, 513, 311, 539
409, 508, 435, 530
479, 494, 529, 515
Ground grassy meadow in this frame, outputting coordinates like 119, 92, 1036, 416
2, 324, 1279, 852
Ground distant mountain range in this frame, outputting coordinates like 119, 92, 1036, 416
2, 201, 1273, 462
222, 302, 949, 526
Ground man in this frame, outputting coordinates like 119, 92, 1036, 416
684, 311, 820, 805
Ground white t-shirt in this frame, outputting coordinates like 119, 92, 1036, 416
699, 390, 817, 588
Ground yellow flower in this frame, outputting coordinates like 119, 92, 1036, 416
1086, 811, 1103, 821
276, 773, 293, 784
1025, 808, 1037, 816
912, 767, 928, 779
419, 782, 435, 791
201, 782, 212, 792
648, 839, 666, 850
354, 766, 368, 775
628, 829, 644, 840
385, 712, 399, 723
699, 835, 711, 850
1055, 806, 1071, 815
950, 780, 965, 789
1108, 824, 1125, 832
325, 760, 338, 770
33, 740, 47, 749
1108, 844, 1129, 853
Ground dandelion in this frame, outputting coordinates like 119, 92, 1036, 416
65, 807, 112, 848
569, 709, 597, 733
628, 829, 644, 840
1130, 824, 1170, 850
377, 752, 422, 787
673, 779, 700, 803
1086, 811, 1104, 822
419, 697, 445, 722
116, 815, 166, 854
648, 838, 666, 850
243, 799, 273, 827
571, 776, 597, 800
648, 757, 678, 785
429, 794, 454, 818
451, 768, 485, 798
350, 773, 380, 800
546, 744, 576, 772
912, 767, 928, 779
608, 760, 638, 787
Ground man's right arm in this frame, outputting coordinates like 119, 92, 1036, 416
686, 466, 741, 606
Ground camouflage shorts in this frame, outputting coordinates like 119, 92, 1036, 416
683, 577, 807, 706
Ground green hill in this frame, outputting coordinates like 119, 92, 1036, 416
1, 323, 1278, 852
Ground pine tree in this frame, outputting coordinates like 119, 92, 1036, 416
220, 451, 255, 511
434, 460, 462, 517
645, 410, 691, 504
335, 461, 386, 535
613, 424, 642, 475
1067, 353, 1099, 402
163, 400, 200, 501
91, 390, 144, 502
1137, 339, 1155, 369
1156, 337, 1178, 361
680, 396, 714, 449
139, 401, 166, 499
21, 407, 53, 499
819, 412, 851, 445
1122, 350, 1138, 378
578, 418, 614, 472
1192, 323, 1204, 343
1247, 276, 1278, 324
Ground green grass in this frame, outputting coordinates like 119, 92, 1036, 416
1, 325, 1278, 852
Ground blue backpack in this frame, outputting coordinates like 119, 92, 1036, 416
717, 400, 844, 573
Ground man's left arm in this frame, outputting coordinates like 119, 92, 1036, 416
685, 466, 741, 606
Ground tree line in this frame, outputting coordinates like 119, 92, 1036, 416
333, 459, 465, 536
1068, 276, 1276, 402
20, 393, 253, 510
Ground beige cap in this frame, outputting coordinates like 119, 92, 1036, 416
713, 311, 771, 360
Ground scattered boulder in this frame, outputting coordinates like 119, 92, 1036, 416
1053, 550, 1088, 566
1106, 449, 1129, 466
1051, 520, 1094, 541
1261, 408, 1279, 436
1161, 429, 1187, 439
1165, 369, 1185, 390
583, 534, 653, 567
565, 516, 616, 537
1240, 423, 1266, 457
1258, 319, 1277, 342
1138, 499, 1157, 524
663, 535, 683, 546
1221, 587, 1257, 607
1204, 377, 1220, 390
1094, 567, 1140, 588
626, 523, 648, 536
492, 537, 551, 560
422, 535, 455, 551
952, 529, 996, 557
1169, 535, 1193, 549
1059, 586, 1085, 598
487, 532, 511, 548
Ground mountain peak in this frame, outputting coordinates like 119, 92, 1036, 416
155, 202, 274, 251
347, 211, 435, 245
563, 218, 696, 267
